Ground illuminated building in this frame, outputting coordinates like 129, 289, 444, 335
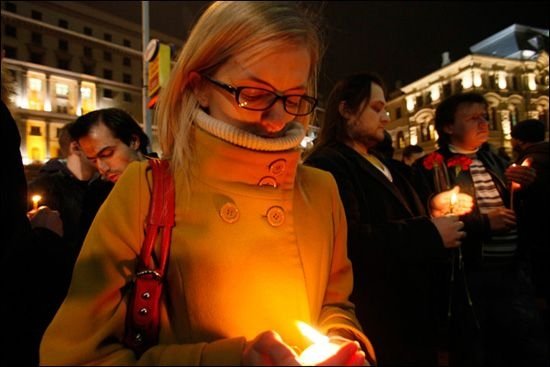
385, 24, 549, 158
1, 1, 182, 163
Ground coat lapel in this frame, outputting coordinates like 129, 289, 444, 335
342, 145, 415, 216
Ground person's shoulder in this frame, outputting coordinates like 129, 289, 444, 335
304, 143, 352, 168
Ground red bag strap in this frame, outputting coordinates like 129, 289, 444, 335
138, 159, 175, 276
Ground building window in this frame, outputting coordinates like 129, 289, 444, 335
103, 88, 113, 99
5, 24, 16, 37
30, 126, 42, 136
57, 59, 70, 70
83, 64, 95, 75
58, 39, 68, 51
83, 46, 93, 57
123, 92, 132, 102
123, 56, 131, 67
58, 19, 68, 29
5, 2, 16, 12
395, 107, 402, 119
123, 39, 131, 47
31, 32, 42, 45
103, 51, 112, 62
103, 69, 113, 80
443, 82, 452, 97
396, 131, 406, 149
104, 33, 112, 42
31, 10, 42, 20
84, 26, 92, 36
4, 46, 17, 58
416, 95, 423, 109
123, 73, 132, 84
30, 52, 43, 64
81, 82, 97, 114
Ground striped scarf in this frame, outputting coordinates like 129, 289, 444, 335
469, 157, 518, 262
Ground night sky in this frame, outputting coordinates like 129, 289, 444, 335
81, 1, 549, 102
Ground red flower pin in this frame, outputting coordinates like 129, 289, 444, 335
447, 155, 473, 175
423, 152, 444, 170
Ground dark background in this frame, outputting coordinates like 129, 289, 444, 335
81, 1, 549, 101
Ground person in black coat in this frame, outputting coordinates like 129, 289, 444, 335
304, 73, 471, 366
509, 118, 550, 338
1, 96, 66, 366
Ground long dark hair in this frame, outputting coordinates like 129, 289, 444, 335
307, 72, 385, 158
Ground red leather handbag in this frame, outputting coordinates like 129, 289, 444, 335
124, 159, 175, 357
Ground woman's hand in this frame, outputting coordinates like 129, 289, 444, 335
243, 330, 300, 366
300, 336, 366, 366
430, 186, 473, 217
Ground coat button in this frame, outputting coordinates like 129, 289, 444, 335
219, 202, 240, 223
269, 159, 287, 176
266, 206, 285, 227
258, 176, 278, 188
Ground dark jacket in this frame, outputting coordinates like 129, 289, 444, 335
305, 142, 447, 366
28, 159, 113, 252
1, 100, 66, 366
411, 144, 513, 269
514, 142, 550, 296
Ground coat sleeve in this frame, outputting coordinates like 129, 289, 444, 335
40, 161, 245, 366
316, 173, 377, 364
308, 153, 445, 265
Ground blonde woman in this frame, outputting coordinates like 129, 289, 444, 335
40, 2, 374, 365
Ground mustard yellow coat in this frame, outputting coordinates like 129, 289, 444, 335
40, 125, 371, 365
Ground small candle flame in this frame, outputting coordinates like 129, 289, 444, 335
450, 193, 457, 205
297, 321, 328, 344
32, 194, 42, 210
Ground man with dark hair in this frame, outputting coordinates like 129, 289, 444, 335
510, 118, 550, 337
69, 108, 151, 245
412, 93, 548, 367
70, 108, 150, 183
29, 122, 110, 249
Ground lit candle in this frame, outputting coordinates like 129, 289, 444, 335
297, 321, 340, 365
510, 158, 531, 211
32, 194, 42, 211
449, 192, 458, 215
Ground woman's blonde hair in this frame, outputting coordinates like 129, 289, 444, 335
156, 1, 322, 183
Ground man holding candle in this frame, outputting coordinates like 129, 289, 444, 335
304, 73, 472, 366
412, 93, 548, 367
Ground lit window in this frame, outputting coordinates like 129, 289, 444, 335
527, 74, 537, 91
497, 72, 507, 90
56, 83, 69, 97
81, 87, 91, 98
430, 85, 440, 102
29, 78, 42, 91
80, 82, 96, 114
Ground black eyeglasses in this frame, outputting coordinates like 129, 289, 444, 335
202, 75, 318, 116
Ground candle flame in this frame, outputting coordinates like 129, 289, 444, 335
296, 321, 328, 344
31, 194, 42, 211
32, 194, 42, 204
450, 192, 457, 205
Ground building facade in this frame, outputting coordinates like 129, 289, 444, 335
385, 24, 549, 159
1, 1, 182, 163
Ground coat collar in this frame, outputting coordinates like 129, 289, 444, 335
334, 143, 415, 215
191, 113, 303, 191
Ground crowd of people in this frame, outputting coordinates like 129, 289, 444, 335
1, 1, 549, 366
